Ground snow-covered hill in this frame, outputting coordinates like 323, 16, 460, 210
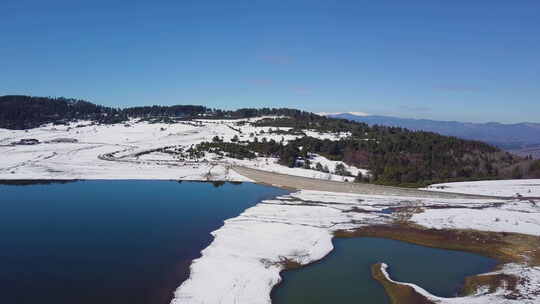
0, 118, 366, 181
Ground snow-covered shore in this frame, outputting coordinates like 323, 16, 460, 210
171, 187, 540, 304
422, 179, 540, 197
414, 179, 540, 236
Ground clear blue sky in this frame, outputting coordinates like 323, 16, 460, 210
1, 1, 539, 123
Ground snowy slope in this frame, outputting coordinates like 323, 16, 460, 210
0, 118, 366, 181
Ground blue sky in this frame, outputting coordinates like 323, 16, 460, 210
1, 1, 539, 123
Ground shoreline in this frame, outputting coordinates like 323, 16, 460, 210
170, 189, 539, 303
2, 176, 538, 303
270, 224, 540, 304
0, 180, 286, 304
372, 263, 433, 304
337, 224, 540, 302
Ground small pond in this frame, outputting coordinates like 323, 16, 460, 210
272, 237, 497, 303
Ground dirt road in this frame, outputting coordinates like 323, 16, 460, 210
232, 166, 506, 200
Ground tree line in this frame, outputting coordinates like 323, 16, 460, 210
1, 95, 534, 186
0, 95, 317, 129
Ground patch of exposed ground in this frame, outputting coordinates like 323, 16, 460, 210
371, 263, 434, 304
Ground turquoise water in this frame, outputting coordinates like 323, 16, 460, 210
272, 237, 497, 303
0, 180, 288, 304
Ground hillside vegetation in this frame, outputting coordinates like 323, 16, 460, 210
330, 112, 540, 151
0, 95, 309, 129
0, 95, 125, 129
1, 95, 535, 186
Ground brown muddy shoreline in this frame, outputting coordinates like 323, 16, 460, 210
340, 224, 540, 303
271, 223, 539, 304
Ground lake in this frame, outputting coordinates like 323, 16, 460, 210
272, 237, 497, 303
0, 180, 288, 304
1, 180, 499, 304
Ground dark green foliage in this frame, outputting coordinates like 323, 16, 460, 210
203, 125, 518, 185
255, 116, 361, 134
123, 105, 208, 118
0, 95, 126, 129
195, 142, 256, 160
1, 95, 527, 186
0, 95, 328, 130
278, 144, 300, 167
302, 158, 311, 169
267, 128, 306, 136
211, 181, 226, 188
334, 163, 352, 176
512, 166, 523, 179
530, 160, 540, 178
354, 171, 369, 183
187, 122, 519, 185
248, 114, 514, 186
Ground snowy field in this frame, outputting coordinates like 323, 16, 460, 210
0, 119, 364, 181
231, 155, 368, 182
0, 120, 245, 180
411, 200, 540, 236
413, 179, 540, 237
172, 188, 540, 304
422, 179, 540, 197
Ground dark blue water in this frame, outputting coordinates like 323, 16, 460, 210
0, 180, 287, 304
273, 237, 497, 303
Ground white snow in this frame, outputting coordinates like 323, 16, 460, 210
422, 179, 540, 197
0, 121, 248, 181
229, 154, 368, 182
171, 190, 540, 304
411, 200, 540, 236
0, 118, 366, 181
379, 262, 540, 304
416, 180, 540, 236
172, 191, 389, 304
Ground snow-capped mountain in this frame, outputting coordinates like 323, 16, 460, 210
323, 112, 540, 151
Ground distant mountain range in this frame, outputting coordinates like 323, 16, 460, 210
326, 113, 540, 154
